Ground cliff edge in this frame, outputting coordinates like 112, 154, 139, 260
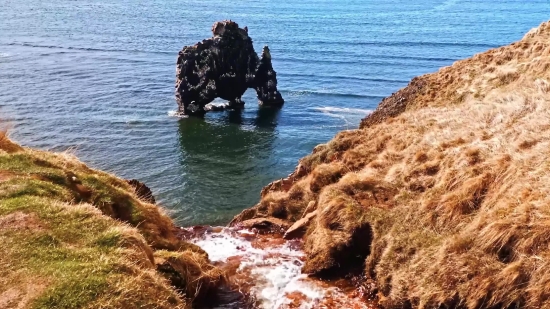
232, 21, 550, 309
0, 133, 223, 309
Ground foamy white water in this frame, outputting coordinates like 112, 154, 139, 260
312, 107, 372, 128
313, 107, 373, 115
433, 0, 460, 11
189, 227, 371, 309
167, 110, 188, 118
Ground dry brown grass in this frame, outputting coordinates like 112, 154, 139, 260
155, 250, 226, 303
0, 278, 48, 309
233, 21, 550, 308
0, 131, 23, 154
360, 21, 550, 129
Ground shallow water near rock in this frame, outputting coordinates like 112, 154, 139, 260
1, 1, 549, 225
182, 226, 376, 309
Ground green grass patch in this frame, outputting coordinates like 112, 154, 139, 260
0, 143, 212, 308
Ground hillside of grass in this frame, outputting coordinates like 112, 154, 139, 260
0, 133, 223, 309
232, 21, 550, 308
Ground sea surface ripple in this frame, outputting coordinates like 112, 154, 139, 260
0, 0, 548, 225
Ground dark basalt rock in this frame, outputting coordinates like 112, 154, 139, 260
175, 20, 284, 116
126, 179, 156, 204
255, 46, 284, 107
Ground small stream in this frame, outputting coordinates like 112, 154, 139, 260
180, 226, 377, 309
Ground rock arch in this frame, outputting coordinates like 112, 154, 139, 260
175, 21, 284, 116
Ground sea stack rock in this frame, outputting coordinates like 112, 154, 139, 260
255, 46, 284, 107
175, 20, 284, 116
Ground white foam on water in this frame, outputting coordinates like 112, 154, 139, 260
189, 227, 367, 309
313, 107, 373, 115
433, 0, 459, 11
193, 229, 260, 262
245, 255, 322, 309
312, 106, 373, 128
271, 275, 327, 309
167, 110, 188, 118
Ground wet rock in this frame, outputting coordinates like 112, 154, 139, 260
284, 210, 318, 240
229, 208, 257, 226
126, 179, 156, 204
237, 217, 290, 234
175, 20, 284, 116
209, 226, 224, 233
251, 236, 286, 250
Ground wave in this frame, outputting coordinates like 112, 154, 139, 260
4, 42, 174, 55
276, 54, 457, 65
6, 40, 493, 60
313, 106, 373, 115
283, 90, 385, 99
312, 106, 373, 128
272, 40, 497, 49
38, 52, 71, 57
167, 110, 188, 118
433, 0, 460, 11
279, 72, 408, 84
0, 52, 10, 58
276, 56, 447, 67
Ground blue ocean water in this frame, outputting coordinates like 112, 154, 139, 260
0, 0, 548, 225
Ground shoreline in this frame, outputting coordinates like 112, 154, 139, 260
2, 19, 550, 309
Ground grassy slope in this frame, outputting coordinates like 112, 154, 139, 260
0, 134, 223, 309
233, 21, 550, 308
